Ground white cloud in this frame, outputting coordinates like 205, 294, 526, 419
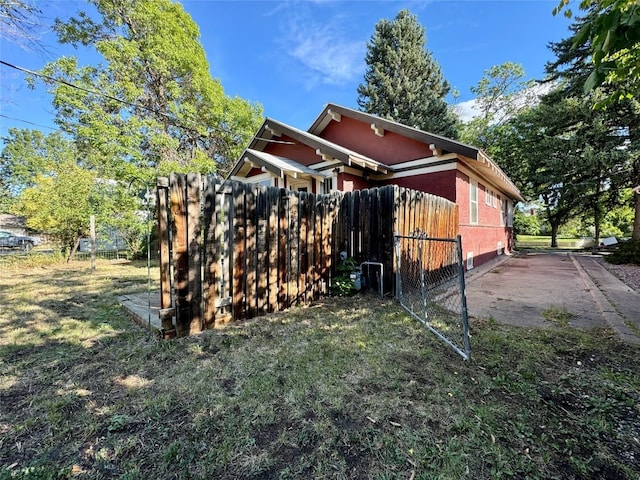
281, 10, 366, 88
455, 99, 481, 123
455, 82, 557, 124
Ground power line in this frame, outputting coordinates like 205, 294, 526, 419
0, 114, 60, 132
0, 59, 239, 140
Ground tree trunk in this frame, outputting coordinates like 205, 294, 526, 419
633, 188, 640, 240
550, 222, 559, 248
66, 237, 81, 263
593, 201, 601, 246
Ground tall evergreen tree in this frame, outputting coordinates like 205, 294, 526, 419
357, 10, 458, 139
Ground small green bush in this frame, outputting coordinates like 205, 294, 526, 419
330, 257, 358, 296
606, 239, 640, 265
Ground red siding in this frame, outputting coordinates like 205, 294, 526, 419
339, 172, 370, 192
321, 116, 432, 165
459, 225, 513, 269
246, 167, 263, 178
263, 135, 319, 166
456, 171, 513, 268
386, 170, 457, 203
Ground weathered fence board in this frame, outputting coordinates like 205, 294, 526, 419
157, 177, 458, 337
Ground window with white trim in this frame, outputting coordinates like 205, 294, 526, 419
485, 187, 491, 206
500, 198, 506, 226
492, 192, 497, 208
321, 176, 335, 194
470, 180, 478, 224
507, 200, 514, 227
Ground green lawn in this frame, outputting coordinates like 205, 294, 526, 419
515, 235, 594, 249
1, 259, 639, 479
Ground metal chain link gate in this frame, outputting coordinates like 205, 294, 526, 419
394, 232, 471, 360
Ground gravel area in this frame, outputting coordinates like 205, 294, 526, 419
598, 257, 640, 293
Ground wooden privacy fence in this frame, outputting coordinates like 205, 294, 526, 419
156, 175, 458, 338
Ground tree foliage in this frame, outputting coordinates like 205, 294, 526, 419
553, 0, 640, 104
2, 129, 150, 254
357, 9, 458, 138
460, 62, 536, 150
35, 0, 262, 178
491, 87, 629, 246
546, 10, 640, 240
16, 159, 100, 253
1, 129, 77, 195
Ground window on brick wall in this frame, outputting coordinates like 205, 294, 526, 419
470, 180, 478, 224
500, 198, 506, 226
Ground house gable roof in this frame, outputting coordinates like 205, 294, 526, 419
228, 105, 524, 202
231, 149, 328, 181
310, 104, 524, 202
240, 118, 388, 175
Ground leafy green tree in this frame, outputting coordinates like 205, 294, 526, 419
460, 62, 535, 150
546, 11, 640, 241
553, 0, 639, 103
16, 159, 101, 256
494, 89, 627, 247
513, 209, 541, 236
357, 9, 458, 138
1, 129, 77, 195
2, 129, 151, 256
35, 0, 262, 177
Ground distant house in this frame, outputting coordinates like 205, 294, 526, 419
229, 103, 524, 269
0, 214, 27, 235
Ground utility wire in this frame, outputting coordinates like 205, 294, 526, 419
0, 59, 239, 140
0, 114, 60, 132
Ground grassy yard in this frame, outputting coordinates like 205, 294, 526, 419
515, 235, 593, 249
1, 259, 639, 479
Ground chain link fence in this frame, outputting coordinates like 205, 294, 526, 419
394, 232, 471, 360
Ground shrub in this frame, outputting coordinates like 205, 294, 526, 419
330, 257, 358, 296
606, 239, 640, 265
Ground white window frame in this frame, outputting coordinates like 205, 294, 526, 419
485, 187, 491, 206
500, 198, 506, 226
507, 200, 514, 227
321, 176, 335, 194
492, 191, 497, 208
470, 180, 478, 225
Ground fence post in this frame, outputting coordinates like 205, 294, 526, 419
456, 234, 471, 358
156, 177, 175, 337
186, 173, 202, 333
418, 237, 427, 319
170, 174, 190, 337
394, 234, 402, 300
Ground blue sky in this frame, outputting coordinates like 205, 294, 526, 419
0, 0, 575, 139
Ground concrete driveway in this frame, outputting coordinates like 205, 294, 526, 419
465, 252, 640, 344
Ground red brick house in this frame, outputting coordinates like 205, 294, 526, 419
229, 103, 524, 269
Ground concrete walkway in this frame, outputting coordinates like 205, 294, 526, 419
465, 251, 640, 343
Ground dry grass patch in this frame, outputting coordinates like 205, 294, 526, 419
1, 260, 639, 479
